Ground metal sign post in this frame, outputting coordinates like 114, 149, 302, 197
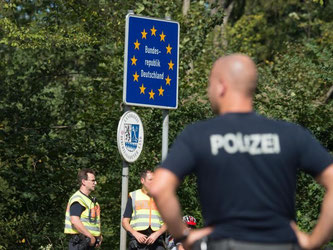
118, 108, 145, 250
120, 160, 129, 250
162, 109, 169, 162
119, 105, 130, 250
161, 15, 172, 162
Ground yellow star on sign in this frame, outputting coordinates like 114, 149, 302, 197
141, 29, 147, 39
131, 55, 137, 65
166, 44, 172, 54
133, 71, 139, 82
149, 89, 155, 99
158, 86, 164, 96
165, 75, 171, 85
134, 39, 140, 50
159, 31, 166, 42
168, 60, 174, 70
151, 26, 157, 36
139, 84, 146, 94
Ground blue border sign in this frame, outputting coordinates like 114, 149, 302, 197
123, 14, 179, 109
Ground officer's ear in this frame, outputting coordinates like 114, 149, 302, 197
219, 82, 225, 96
217, 78, 226, 97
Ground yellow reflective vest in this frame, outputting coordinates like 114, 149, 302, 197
129, 189, 163, 231
64, 190, 101, 236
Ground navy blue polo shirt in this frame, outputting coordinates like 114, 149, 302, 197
161, 112, 333, 243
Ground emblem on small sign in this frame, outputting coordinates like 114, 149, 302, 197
117, 111, 144, 162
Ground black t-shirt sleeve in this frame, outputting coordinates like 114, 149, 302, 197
298, 127, 333, 176
123, 196, 133, 218
70, 202, 85, 217
160, 127, 196, 180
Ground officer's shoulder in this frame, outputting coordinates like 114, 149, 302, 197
130, 189, 141, 194
182, 117, 216, 133
261, 114, 307, 133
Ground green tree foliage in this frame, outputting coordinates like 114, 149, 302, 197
256, 41, 333, 148
0, 0, 222, 248
226, 13, 267, 58
224, 0, 333, 60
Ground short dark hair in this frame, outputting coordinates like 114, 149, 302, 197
78, 168, 96, 186
140, 169, 152, 180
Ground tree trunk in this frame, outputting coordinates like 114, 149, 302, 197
182, 0, 190, 16
211, 0, 234, 52
221, 1, 234, 48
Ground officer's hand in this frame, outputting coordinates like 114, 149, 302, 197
183, 227, 213, 250
96, 235, 103, 248
145, 231, 159, 245
89, 236, 96, 247
290, 221, 315, 250
134, 231, 147, 244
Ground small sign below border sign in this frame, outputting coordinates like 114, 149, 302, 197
117, 111, 144, 163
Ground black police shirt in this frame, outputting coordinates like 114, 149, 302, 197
161, 112, 333, 243
70, 191, 92, 217
123, 196, 133, 218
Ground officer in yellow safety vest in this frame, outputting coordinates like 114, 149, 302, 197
122, 170, 167, 250
64, 168, 102, 250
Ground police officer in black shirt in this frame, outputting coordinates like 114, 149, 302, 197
149, 54, 333, 250
64, 169, 102, 249
122, 170, 167, 250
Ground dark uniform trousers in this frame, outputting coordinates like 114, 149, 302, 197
192, 238, 300, 250
68, 234, 96, 250
128, 228, 165, 250
128, 239, 165, 250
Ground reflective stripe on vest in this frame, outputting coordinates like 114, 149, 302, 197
129, 189, 163, 231
64, 190, 101, 236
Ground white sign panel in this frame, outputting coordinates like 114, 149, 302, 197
117, 111, 144, 163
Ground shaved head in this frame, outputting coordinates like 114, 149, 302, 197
214, 54, 257, 96
208, 54, 258, 114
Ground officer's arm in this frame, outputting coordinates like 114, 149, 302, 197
121, 217, 136, 235
155, 223, 167, 237
292, 163, 333, 249
121, 196, 144, 239
122, 217, 147, 243
149, 168, 184, 237
70, 216, 96, 246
